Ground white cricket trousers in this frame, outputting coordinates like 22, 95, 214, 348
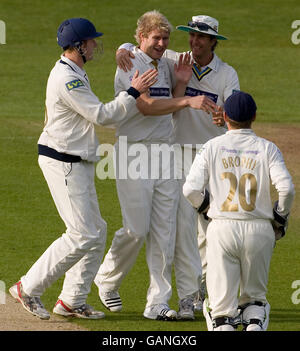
95, 141, 179, 308
21, 155, 107, 307
206, 219, 275, 319
173, 145, 202, 299
198, 214, 209, 286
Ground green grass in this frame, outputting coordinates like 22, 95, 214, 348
0, 0, 300, 332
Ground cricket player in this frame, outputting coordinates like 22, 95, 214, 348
116, 15, 239, 319
94, 11, 216, 321
183, 91, 295, 331
9, 17, 157, 320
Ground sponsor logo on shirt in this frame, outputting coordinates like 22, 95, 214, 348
66, 79, 84, 91
185, 87, 218, 103
149, 87, 170, 97
220, 147, 260, 155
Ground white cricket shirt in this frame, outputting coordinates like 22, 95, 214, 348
183, 129, 295, 220
164, 49, 240, 146
38, 55, 137, 162
114, 46, 173, 142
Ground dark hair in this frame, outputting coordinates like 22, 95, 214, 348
227, 118, 253, 129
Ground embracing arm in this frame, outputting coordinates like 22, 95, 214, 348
116, 43, 135, 72
136, 92, 217, 116
60, 69, 157, 126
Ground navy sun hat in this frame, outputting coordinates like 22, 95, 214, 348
224, 91, 257, 122
57, 18, 103, 49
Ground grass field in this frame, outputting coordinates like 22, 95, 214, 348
0, 0, 299, 333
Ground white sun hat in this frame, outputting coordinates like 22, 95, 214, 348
176, 15, 227, 40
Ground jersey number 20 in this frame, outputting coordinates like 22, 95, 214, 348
221, 172, 257, 212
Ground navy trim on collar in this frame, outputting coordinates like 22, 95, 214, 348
60, 59, 76, 72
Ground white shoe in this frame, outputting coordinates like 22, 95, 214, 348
9, 281, 50, 320
53, 299, 105, 319
246, 323, 263, 331
144, 304, 177, 321
214, 324, 236, 331
177, 297, 195, 320
99, 290, 122, 312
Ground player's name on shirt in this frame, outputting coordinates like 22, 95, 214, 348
220, 146, 259, 171
222, 155, 258, 171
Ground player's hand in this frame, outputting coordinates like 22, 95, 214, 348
116, 49, 135, 72
188, 95, 217, 113
130, 69, 158, 94
212, 106, 225, 126
174, 53, 193, 85
272, 200, 290, 240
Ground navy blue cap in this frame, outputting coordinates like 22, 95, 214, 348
224, 91, 257, 122
57, 18, 103, 49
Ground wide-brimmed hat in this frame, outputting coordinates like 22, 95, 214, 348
176, 15, 227, 40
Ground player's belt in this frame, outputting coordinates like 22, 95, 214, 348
38, 144, 81, 163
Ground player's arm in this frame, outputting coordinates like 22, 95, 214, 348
269, 143, 295, 215
136, 92, 217, 116
115, 54, 217, 116
60, 69, 157, 126
183, 147, 210, 209
116, 43, 135, 72
269, 143, 295, 239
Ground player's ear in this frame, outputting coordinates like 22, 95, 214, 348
252, 113, 256, 122
223, 111, 229, 122
139, 33, 145, 42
